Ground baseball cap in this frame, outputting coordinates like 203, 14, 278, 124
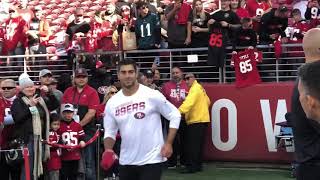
101, 149, 118, 171
74, 68, 88, 77
279, 5, 288, 12
144, 69, 154, 78
39, 69, 52, 77
62, 103, 75, 112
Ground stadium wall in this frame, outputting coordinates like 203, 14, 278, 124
203, 82, 295, 163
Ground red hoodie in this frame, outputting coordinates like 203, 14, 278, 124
3, 16, 27, 53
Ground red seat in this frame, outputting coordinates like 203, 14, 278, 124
46, 14, 58, 19
51, 8, 62, 14
89, 5, 101, 11
81, 1, 92, 6
64, 7, 76, 13
69, 1, 80, 7
58, 13, 70, 19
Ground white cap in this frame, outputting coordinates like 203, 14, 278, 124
62, 103, 75, 112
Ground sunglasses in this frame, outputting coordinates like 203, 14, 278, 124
76, 14, 83, 17
184, 76, 194, 80
109, 91, 118, 95
1, 87, 16, 90
141, 6, 147, 9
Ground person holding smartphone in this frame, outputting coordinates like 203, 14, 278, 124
10, 73, 59, 180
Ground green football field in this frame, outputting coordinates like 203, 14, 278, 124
163, 164, 293, 180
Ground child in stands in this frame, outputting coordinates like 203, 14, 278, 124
58, 104, 86, 180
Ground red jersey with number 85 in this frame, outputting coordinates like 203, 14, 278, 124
231, 49, 262, 88
58, 120, 85, 161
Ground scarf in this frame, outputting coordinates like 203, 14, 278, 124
22, 96, 50, 178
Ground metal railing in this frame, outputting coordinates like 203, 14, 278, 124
0, 43, 304, 83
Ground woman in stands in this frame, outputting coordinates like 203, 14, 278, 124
10, 73, 59, 180
190, 0, 209, 48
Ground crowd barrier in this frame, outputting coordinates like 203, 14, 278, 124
0, 43, 304, 83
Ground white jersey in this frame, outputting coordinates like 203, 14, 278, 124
103, 84, 181, 165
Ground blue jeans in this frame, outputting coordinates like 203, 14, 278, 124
83, 134, 96, 180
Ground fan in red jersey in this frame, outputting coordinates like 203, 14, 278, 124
246, 0, 271, 31
2, 7, 27, 68
58, 103, 86, 180
231, 0, 250, 19
231, 49, 263, 88
286, 9, 312, 58
0, 79, 20, 180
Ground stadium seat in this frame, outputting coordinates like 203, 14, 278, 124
81, 1, 93, 6
89, 5, 101, 11
51, 8, 62, 14
64, 7, 76, 13
69, 1, 80, 7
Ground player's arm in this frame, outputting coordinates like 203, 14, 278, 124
103, 103, 119, 150
153, 91, 181, 157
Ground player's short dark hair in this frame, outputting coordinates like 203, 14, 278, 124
117, 59, 138, 72
50, 113, 61, 123
298, 61, 320, 100
136, 1, 148, 9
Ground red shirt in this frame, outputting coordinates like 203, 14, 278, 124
236, 8, 250, 19
46, 131, 61, 171
246, 0, 270, 17
0, 96, 15, 149
58, 120, 85, 161
231, 49, 262, 88
3, 17, 27, 52
62, 85, 100, 111
289, 20, 312, 43
161, 80, 189, 108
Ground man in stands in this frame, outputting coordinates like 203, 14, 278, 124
62, 68, 100, 180
304, 0, 320, 27
287, 28, 320, 180
66, 8, 91, 50
161, 66, 188, 168
3, 7, 27, 70
259, 5, 289, 44
135, 1, 161, 50
0, 79, 20, 180
39, 69, 62, 104
246, 0, 271, 31
165, 0, 192, 48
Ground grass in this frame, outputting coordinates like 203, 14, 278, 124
163, 164, 293, 180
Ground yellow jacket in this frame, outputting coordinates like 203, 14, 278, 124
179, 80, 211, 125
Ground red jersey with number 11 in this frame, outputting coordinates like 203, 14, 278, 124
231, 49, 262, 88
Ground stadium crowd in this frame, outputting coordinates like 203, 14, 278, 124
0, 0, 319, 65
1, 0, 320, 180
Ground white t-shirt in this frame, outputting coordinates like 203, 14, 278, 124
103, 84, 181, 165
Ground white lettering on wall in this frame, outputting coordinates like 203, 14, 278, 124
260, 99, 292, 152
212, 99, 237, 151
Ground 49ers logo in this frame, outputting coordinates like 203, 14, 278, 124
134, 112, 145, 119
115, 102, 145, 116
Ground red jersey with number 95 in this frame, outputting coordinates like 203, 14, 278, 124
58, 120, 85, 161
231, 49, 262, 88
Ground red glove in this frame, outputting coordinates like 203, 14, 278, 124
101, 149, 118, 171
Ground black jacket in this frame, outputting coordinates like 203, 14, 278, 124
10, 91, 59, 144
289, 82, 320, 163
